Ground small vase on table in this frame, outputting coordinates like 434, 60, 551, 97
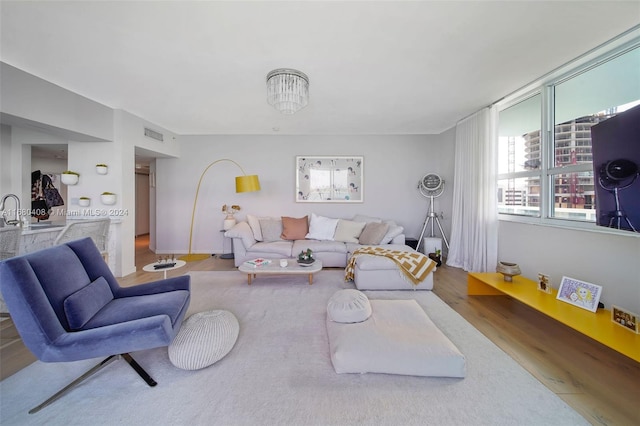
223, 214, 236, 230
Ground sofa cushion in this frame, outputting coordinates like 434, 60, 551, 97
346, 243, 412, 255
82, 290, 190, 330
327, 289, 372, 323
354, 265, 435, 290
248, 241, 294, 257
281, 216, 309, 240
247, 214, 269, 241
260, 218, 283, 242
306, 213, 339, 241
333, 219, 366, 243
352, 214, 382, 224
225, 221, 256, 248
63, 276, 114, 330
292, 239, 347, 254
354, 254, 400, 270
380, 220, 404, 244
358, 222, 390, 245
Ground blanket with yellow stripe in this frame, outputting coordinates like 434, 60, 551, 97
345, 247, 437, 286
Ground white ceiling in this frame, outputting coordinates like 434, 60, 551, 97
1, 1, 639, 136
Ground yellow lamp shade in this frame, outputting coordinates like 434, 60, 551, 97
236, 175, 261, 193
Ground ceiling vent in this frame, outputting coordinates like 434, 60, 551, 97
144, 127, 164, 142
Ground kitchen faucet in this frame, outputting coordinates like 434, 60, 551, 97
0, 193, 22, 226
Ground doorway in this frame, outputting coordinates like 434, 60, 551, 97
135, 171, 150, 236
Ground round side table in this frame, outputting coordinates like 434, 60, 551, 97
142, 260, 186, 279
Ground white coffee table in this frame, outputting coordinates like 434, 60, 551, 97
238, 259, 323, 285
143, 260, 186, 279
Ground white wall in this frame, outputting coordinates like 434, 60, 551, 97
155, 132, 456, 255
0, 62, 113, 141
0, 125, 14, 196
499, 221, 640, 312
112, 110, 181, 275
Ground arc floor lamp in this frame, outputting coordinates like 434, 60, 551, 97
180, 159, 261, 262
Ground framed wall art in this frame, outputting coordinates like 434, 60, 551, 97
556, 276, 603, 312
296, 156, 363, 203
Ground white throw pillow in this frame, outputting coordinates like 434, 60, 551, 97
327, 289, 372, 323
305, 213, 339, 241
380, 220, 404, 244
333, 219, 367, 243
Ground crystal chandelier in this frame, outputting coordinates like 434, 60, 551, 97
266, 68, 310, 114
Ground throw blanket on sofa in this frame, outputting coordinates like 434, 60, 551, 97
345, 247, 437, 286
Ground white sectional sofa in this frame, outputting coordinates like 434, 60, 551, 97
225, 213, 408, 268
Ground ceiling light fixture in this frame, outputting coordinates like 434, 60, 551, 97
266, 68, 309, 114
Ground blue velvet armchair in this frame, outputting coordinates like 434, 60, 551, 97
0, 237, 190, 413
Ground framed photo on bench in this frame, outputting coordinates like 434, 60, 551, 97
556, 276, 602, 312
611, 305, 639, 333
296, 156, 363, 203
537, 273, 552, 294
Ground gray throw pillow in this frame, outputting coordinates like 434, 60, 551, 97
259, 219, 283, 242
358, 222, 390, 245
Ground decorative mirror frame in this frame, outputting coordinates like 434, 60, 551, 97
296, 156, 363, 203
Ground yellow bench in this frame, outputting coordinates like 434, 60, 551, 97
468, 272, 640, 363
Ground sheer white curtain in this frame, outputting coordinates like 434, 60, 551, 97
446, 107, 498, 272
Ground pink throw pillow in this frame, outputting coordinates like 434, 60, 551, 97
281, 216, 309, 240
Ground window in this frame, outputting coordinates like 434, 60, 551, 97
497, 39, 640, 230
498, 94, 541, 217
551, 47, 640, 221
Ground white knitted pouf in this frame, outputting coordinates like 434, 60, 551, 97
168, 310, 239, 370
327, 289, 372, 323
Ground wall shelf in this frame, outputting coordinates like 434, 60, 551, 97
468, 272, 640, 363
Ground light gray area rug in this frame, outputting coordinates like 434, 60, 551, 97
1, 270, 587, 426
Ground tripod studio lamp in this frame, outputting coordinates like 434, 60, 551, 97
180, 159, 261, 262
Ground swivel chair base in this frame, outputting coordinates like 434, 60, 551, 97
29, 353, 156, 414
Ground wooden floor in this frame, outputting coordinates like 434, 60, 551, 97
2, 235, 639, 425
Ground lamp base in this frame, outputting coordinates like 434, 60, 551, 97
179, 253, 211, 262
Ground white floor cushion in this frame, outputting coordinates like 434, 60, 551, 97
326, 299, 466, 377
169, 310, 239, 370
